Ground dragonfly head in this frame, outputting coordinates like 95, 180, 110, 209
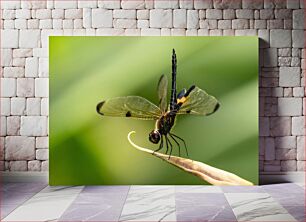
149, 130, 161, 144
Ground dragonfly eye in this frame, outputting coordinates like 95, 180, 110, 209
149, 130, 161, 144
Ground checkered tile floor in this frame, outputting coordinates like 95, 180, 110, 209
1, 183, 304, 221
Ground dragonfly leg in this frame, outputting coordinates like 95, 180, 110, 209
169, 133, 180, 157
166, 135, 173, 160
165, 135, 169, 155
153, 135, 163, 154
171, 134, 189, 158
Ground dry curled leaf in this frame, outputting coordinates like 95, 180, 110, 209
128, 131, 253, 186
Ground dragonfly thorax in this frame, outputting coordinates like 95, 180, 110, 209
149, 112, 176, 144
158, 113, 176, 134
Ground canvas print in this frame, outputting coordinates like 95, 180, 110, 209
50, 37, 258, 185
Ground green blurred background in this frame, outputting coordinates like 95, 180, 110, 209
49, 37, 258, 185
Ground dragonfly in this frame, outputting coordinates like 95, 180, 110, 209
96, 49, 220, 158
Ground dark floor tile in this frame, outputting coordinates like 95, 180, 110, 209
283, 205, 305, 222
0, 183, 46, 219
59, 203, 125, 221
1, 193, 34, 205
176, 193, 236, 221
59, 186, 129, 221
270, 192, 305, 206
1, 182, 47, 194
262, 183, 304, 194
73, 192, 127, 205
177, 205, 237, 222
221, 185, 264, 193
82, 185, 129, 193
0, 205, 17, 219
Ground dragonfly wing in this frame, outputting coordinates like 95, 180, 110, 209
177, 86, 220, 116
97, 96, 162, 120
158, 74, 168, 113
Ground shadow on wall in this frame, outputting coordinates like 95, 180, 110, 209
258, 37, 302, 173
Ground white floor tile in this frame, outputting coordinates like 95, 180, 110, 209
119, 186, 176, 221
225, 193, 297, 221
3, 186, 84, 221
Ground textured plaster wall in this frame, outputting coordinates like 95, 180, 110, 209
0, 0, 305, 173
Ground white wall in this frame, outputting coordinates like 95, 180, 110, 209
0, 0, 305, 173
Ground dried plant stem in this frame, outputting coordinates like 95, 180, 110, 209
128, 131, 253, 186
